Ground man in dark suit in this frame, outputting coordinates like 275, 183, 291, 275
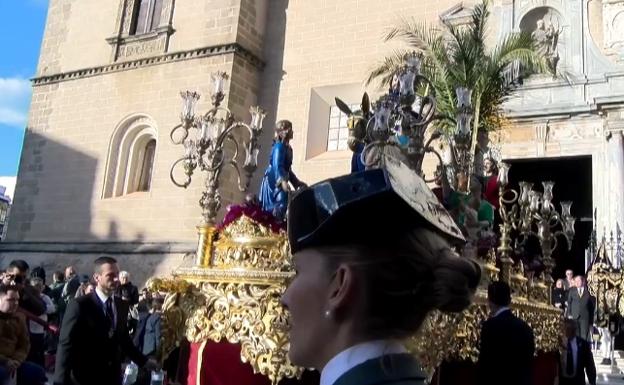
477, 281, 536, 385
560, 319, 596, 385
54, 256, 158, 385
567, 275, 595, 341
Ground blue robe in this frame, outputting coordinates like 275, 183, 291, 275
351, 142, 366, 173
259, 141, 301, 219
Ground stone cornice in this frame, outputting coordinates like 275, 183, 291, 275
0, 241, 195, 254
31, 42, 264, 86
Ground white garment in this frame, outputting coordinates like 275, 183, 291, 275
320, 340, 407, 385
492, 307, 510, 318
601, 328, 612, 359
28, 293, 56, 334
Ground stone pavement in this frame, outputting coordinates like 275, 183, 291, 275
596, 350, 624, 385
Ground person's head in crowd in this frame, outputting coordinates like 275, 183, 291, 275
3, 259, 30, 286
119, 271, 130, 285
484, 157, 498, 176
93, 256, 120, 296
555, 279, 564, 289
151, 297, 164, 313
456, 172, 469, 192
565, 269, 574, 281
65, 266, 76, 280
30, 277, 45, 294
137, 299, 151, 314
564, 319, 577, 339
0, 284, 20, 314
30, 266, 46, 283
487, 281, 511, 314
469, 177, 483, 198
85, 281, 95, 296
139, 287, 151, 302
574, 275, 585, 289
53, 271, 64, 284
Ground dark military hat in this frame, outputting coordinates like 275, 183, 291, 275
287, 154, 464, 254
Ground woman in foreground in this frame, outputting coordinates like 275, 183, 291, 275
282, 157, 481, 385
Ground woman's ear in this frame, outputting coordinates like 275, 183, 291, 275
327, 264, 356, 313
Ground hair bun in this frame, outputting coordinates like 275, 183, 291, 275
429, 247, 481, 313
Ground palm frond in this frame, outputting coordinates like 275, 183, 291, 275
368, 0, 557, 148
469, 1, 489, 56
384, 17, 440, 50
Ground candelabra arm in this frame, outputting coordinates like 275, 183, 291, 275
170, 123, 189, 145
170, 156, 194, 188
422, 147, 444, 183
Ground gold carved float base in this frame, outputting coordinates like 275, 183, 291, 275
151, 216, 563, 383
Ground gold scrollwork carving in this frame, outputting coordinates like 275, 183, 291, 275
151, 215, 300, 384
211, 216, 291, 272
152, 214, 563, 384
150, 278, 301, 384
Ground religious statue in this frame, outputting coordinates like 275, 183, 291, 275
258, 120, 306, 220
532, 18, 561, 74
335, 93, 372, 173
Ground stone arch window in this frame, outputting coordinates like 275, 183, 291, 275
103, 115, 158, 198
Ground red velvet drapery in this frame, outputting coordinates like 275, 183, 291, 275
185, 341, 557, 385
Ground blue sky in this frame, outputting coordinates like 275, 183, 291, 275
0, 0, 49, 177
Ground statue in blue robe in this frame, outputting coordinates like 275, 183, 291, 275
258, 120, 305, 220
351, 142, 366, 173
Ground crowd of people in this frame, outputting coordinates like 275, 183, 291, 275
0, 258, 163, 385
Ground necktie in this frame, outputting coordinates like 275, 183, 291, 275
566, 339, 574, 376
579, 288, 583, 297
105, 298, 115, 329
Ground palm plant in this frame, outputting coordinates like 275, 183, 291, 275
367, 0, 549, 177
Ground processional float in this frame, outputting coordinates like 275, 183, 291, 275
151, 57, 576, 385
587, 223, 624, 368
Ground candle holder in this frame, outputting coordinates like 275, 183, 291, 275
169, 71, 266, 266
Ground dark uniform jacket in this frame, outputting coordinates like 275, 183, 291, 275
332, 354, 425, 385
477, 309, 536, 385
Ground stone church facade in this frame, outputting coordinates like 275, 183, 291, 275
1, 0, 623, 282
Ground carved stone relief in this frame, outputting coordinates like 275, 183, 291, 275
549, 123, 603, 141
520, 7, 565, 74
603, 0, 624, 62
117, 35, 167, 59
535, 122, 550, 156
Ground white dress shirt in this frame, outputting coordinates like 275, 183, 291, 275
492, 306, 510, 318
320, 340, 407, 385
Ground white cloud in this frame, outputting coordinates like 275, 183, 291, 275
0, 177, 17, 201
0, 77, 32, 128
